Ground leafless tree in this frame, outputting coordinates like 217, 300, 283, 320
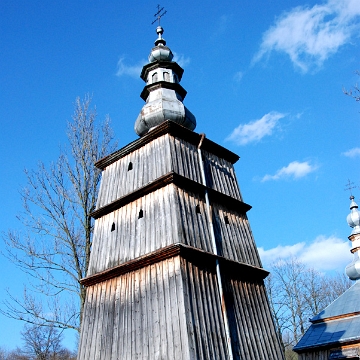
3, 350, 29, 360
0, 325, 76, 360
2, 95, 116, 333
0, 348, 7, 360
21, 324, 62, 360
266, 258, 352, 360
343, 70, 360, 101
0, 347, 28, 360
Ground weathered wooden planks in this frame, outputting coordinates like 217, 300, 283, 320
79, 253, 284, 360
96, 133, 242, 210
88, 184, 260, 276
79, 122, 285, 359
78, 256, 190, 360
297, 350, 331, 360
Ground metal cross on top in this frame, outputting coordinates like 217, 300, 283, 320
152, 4, 167, 25
344, 179, 356, 196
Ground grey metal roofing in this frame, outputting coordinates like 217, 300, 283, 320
311, 281, 360, 321
294, 281, 360, 351
294, 315, 360, 351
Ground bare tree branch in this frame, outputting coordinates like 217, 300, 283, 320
1, 95, 117, 333
343, 70, 360, 102
265, 258, 353, 359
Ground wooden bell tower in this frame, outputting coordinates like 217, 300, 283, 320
77, 24, 284, 360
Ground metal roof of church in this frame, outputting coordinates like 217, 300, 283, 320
311, 281, 360, 321
294, 281, 360, 351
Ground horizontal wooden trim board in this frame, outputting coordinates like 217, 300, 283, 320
312, 311, 360, 324
80, 243, 268, 287
90, 171, 251, 219
95, 120, 240, 170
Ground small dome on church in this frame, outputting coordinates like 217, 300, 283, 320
347, 196, 360, 235
134, 24, 196, 137
149, 26, 173, 62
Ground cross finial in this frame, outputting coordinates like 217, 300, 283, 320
151, 5, 167, 26
345, 179, 356, 197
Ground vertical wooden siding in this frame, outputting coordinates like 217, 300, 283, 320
88, 184, 182, 276
78, 256, 191, 360
180, 257, 228, 359
80, 254, 283, 360
212, 204, 262, 268
96, 134, 242, 210
88, 184, 260, 276
225, 275, 285, 360
298, 350, 331, 360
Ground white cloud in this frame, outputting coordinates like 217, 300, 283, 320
116, 57, 145, 78
211, 15, 231, 39
226, 111, 285, 145
261, 160, 317, 181
253, 0, 360, 72
173, 52, 191, 68
234, 71, 244, 82
116, 53, 190, 78
258, 235, 351, 271
343, 147, 360, 158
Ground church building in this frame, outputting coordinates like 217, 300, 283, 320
77, 23, 284, 359
294, 196, 360, 359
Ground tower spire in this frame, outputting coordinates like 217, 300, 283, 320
345, 195, 360, 280
134, 16, 196, 136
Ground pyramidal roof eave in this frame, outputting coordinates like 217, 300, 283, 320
94, 120, 240, 170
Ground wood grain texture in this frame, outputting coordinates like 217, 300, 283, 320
298, 350, 331, 360
79, 125, 285, 359
78, 256, 191, 360
95, 120, 239, 170
88, 184, 260, 276
78, 254, 284, 359
96, 133, 242, 210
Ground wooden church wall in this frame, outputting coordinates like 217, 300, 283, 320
79, 253, 276, 360
96, 134, 242, 210
79, 255, 230, 360
88, 184, 260, 276
224, 275, 283, 359
201, 148, 242, 201
79, 121, 287, 359
297, 350, 331, 360
88, 185, 182, 275
175, 187, 261, 267
180, 257, 229, 359
209, 201, 261, 267
78, 256, 191, 360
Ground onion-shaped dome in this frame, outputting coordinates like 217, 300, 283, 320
347, 196, 360, 235
149, 26, 173, 62
345, 196, 360, 280
346, 254, 360, 280
134, 26, 196, 137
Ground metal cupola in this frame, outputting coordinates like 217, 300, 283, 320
134, 25, 196, 136
345, 196, 360, 280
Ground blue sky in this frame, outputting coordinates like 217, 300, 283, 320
1, 0, 359, 352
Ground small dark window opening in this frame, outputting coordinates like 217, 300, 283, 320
138, 209, 143, 219
111, 222, 116, 232
196, 205, 201, 214
128, 162, 133, 171
224, 216, 229, 225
